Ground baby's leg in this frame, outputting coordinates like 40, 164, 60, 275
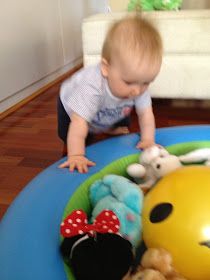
106, 116, 131, 135
57, 96, 70, 143
106, 127, 130, 135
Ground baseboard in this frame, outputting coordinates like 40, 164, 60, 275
0, 60, 82, 120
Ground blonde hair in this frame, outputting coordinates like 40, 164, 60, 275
102, 14, 162, 65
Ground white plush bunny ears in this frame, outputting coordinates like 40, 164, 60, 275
179, 148, 210, 166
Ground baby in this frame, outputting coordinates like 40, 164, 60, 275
57, 13, 162, 173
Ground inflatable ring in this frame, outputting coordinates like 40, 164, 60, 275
0, 125, 210, 280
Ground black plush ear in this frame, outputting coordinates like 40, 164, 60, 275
60, 235, 85, 262
61, 233, 134, 280
97, 233, 134, 280
69, 235, 100, 280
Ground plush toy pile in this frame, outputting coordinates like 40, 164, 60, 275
127, 0, 183, 11
60, 147, 210, 280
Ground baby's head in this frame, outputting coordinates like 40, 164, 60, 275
101, 14, 163, 99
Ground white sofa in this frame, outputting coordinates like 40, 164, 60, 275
82, 10, 210, 99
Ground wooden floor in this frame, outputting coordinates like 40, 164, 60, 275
1, 74, 210, 220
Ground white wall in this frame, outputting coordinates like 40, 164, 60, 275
0, 0, 107, 113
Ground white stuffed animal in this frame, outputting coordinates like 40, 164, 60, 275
127, 146, 210, 192
127, 146, 182, 191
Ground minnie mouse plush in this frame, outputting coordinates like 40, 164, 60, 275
60, 209, 134, 280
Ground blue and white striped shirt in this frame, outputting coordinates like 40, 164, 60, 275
60, 64, 151, 132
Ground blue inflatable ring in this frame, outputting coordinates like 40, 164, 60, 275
0, 125, 210, 280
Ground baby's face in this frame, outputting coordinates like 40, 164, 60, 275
101, 55, 161, 99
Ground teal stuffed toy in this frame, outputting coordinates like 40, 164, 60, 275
128, 0, 182, 11
89, 174, 143, 248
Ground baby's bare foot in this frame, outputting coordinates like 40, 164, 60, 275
106, 126, 130, 135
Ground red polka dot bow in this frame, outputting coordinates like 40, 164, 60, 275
60, 209, 120, 238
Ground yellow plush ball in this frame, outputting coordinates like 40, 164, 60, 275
142, 166, 210, 280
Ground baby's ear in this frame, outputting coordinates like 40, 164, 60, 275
101, 58, 109, 77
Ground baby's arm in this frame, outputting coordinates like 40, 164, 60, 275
136, 106, 155, 149
59, 112, 95, 173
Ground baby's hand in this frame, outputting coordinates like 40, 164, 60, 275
59, 155, 95, 173
136, 140, 155, 150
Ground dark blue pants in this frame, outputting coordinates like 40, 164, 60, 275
57, 96, 131, 144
